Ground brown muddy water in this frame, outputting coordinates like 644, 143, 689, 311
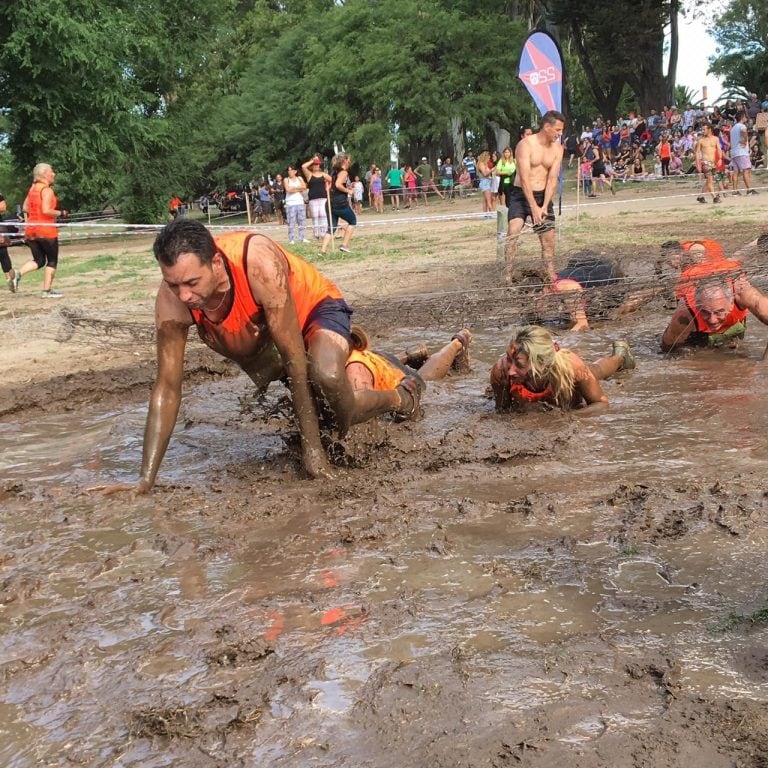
2, 319, 768, 767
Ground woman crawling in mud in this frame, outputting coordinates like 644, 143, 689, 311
489, 324, 635, 414
345, 325, 472, 413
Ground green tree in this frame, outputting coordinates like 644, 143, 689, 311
709, 0, 768, 100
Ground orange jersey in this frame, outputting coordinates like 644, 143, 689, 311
674, 259, 747, 334
346, 349, 405, 391
25, 181, 58, 239
680, 239, 724, 262
190, 232, 344, 361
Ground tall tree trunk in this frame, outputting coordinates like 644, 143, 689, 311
450, 116, 465, 165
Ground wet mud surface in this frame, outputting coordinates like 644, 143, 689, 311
3, 231, 768, 767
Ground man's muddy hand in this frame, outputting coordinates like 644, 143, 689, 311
303, 445, 337, 480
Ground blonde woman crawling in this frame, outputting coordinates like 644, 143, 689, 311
489, 325, 635, 415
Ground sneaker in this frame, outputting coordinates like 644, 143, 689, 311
696, 196, 706, 203
288, 240, 295, 245
301, 239, 311, 244
404, 343, 429, 369
747, 189, 759, 195
395, 373, 425, 421
732, 190, 742, 196
713, 195, 721, 203
9, 269, 20, 293
339, 246, 351, 253
450, 329, 472, 374
41, 290, 63, 299
612, 340, 636, 371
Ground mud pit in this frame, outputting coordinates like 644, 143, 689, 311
2, 190, 768, 767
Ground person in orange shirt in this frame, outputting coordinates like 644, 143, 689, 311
96, 218, 424, 493
15, 163, 68, 298
346, 327, 472, 398
489, 325, 635, 414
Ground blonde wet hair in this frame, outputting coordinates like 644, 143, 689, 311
512, 325, 575, 409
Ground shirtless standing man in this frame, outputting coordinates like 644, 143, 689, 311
504, 110, 565, 285
694, 123, 722, 204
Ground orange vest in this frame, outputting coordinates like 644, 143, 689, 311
25, 181, 58, 240
190, 232, 344, 361
674, 259, 747, 334
346, 349, 404, 391
681, 239, 724, 262
509, 381, 553, 404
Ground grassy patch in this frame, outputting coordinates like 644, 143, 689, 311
712, 605, 768, 632
60, 254, 120, 276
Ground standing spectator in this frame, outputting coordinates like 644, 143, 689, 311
658, 134, 672, 177
199, 194, 209, 216
283, 165, 309, 245
462, 150, 477, 186
403, 165, 418, 207
16, 163, 67, 298
580, 156, 595, 197
476, 151, 494, 213
385, 165, 405, 211
730, 111, 757, 195
258, 182, 273, 221
414, 157, 442, 204
682, 104, 696, 131
271, 174, 286, 225
564, 133, 580, 168
370, 165, 384, 212
301, 155, 331, 239
321, 153, 356, 255
495, 147, 516, 207
0, 193, 18, 290
352, 175, 364, 215
746, 93, 761, 122
647, 109, 661, 140
439, 157, 455, 200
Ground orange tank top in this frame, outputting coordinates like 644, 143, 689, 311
674, 259, 747, 333
25, 181, 58, 240
190, 232, 344, 361
346, 349, 405, 391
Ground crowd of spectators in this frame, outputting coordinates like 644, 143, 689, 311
568, 94, 767, 196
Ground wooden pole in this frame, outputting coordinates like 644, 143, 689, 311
244, 186, 253, 226
326, 182, 336, 252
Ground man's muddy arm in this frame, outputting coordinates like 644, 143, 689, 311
250, 245, 333, 479
138, 319, 189, 493
490, 357, 512, 411
661, 304, 695, 351
541, 146, 564, 210
734, 277, 768, 325
574, 364, 609, 416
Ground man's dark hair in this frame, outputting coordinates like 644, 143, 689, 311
541, 110, 566, 126
153, 218, 217, 267
660, 240, 682, 254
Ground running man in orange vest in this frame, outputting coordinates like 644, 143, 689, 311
103, 218, 425, 492
15, 163, 68, 298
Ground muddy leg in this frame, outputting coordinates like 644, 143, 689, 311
505, 218, 524, 284
589, 356, 622, 381
418, 337, 465, 382
538, 227, 557, 284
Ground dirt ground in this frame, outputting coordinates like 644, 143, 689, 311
2, 178, 768, 767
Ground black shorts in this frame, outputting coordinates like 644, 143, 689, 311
303, 298, 353, 343
507, 187, 555, 226
27, 238, 59, 269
